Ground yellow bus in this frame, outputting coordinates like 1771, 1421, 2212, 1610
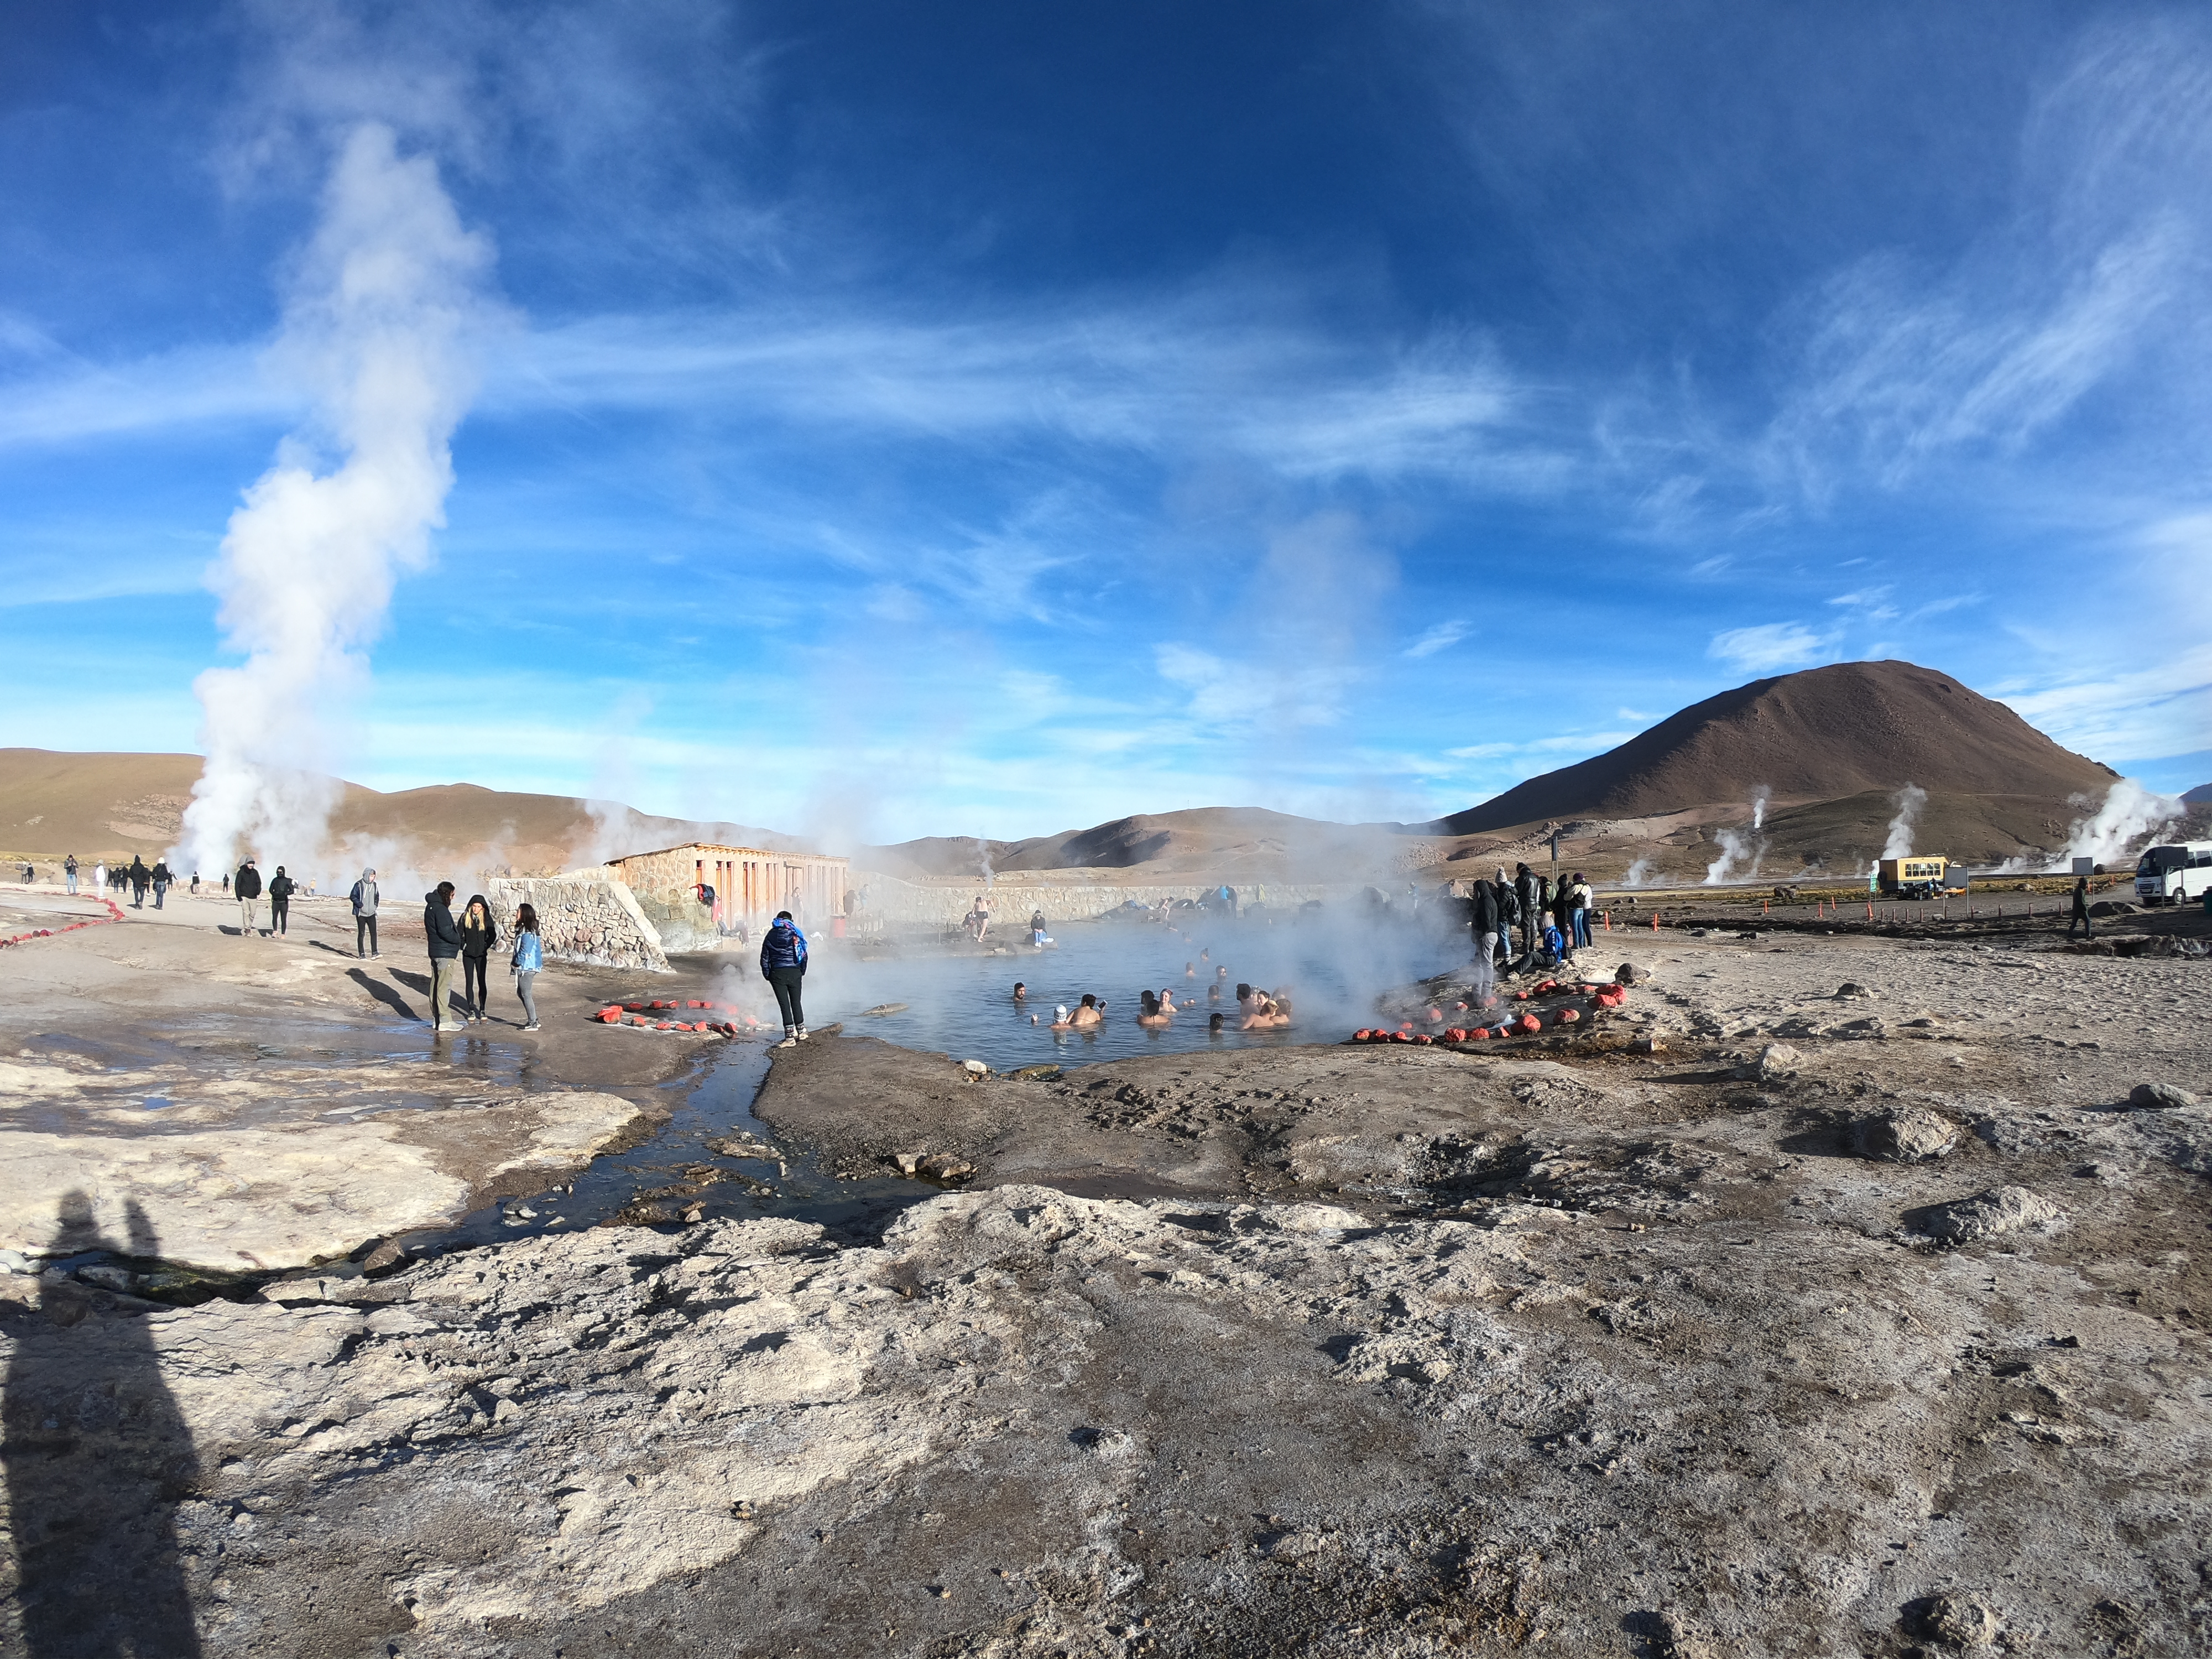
1877, 855, 1949, 899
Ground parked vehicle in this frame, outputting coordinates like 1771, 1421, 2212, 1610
1877, 855, 1952, 899
2135, 842, 2212, 905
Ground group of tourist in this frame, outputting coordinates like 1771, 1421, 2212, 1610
422, 881, 543, 1034
1015, 955, 1293, 1035
1462, 863, 1594, 999
52, 853, 194, 905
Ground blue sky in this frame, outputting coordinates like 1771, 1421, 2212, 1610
3, 1, 2208, 846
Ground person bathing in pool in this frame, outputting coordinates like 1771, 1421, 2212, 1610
1053, 994, 1104, 1030
1137, 992, 1173, 1028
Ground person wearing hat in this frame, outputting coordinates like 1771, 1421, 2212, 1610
267, 865, 295, 936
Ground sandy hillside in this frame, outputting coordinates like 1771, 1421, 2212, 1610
0, 749, 798, 868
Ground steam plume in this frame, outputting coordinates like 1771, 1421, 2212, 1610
1750, 785, 1771, 831
175, 124, 493, 879
1880, 784, 1927, 860
2063, 779, 2182, 867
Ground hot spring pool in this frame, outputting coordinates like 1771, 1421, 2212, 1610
708, 910, 1468, 1071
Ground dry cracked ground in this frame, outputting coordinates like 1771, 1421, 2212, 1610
3, 895, 2210, 1657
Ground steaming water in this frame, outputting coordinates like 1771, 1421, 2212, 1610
802, 913, 1463, 1070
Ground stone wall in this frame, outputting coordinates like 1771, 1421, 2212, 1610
845, 872, 1373, 931
486, 872, 669, 972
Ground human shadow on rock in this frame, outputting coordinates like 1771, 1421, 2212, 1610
346, 967, 422, 1022
2, 1194, 203, 1657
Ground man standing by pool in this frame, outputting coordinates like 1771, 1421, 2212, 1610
760, 909, 809, 1048
425, 881, 465, 1032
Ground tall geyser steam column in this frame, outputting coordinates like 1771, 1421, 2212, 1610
175, 123, 493, 879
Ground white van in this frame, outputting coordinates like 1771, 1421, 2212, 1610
2135, 842, 2212, 905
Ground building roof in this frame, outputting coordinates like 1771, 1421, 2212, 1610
610, 841, 847, 864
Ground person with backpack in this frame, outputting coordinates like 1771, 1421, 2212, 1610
234, 859, 263, 937
458, 894, 498, 1022
267, 866, 295, 936
349, 868, 380, 957
424, 882, 465, 1031
759, 909, 810, 1047
1567, 872, 1594, 952
510, 902, 544, 1031
149, 859, 173, 909
127, 856, 150, 908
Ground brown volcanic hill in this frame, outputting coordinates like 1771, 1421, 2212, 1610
1435, 661, 2117, 834
864, 807, 1405, 883
0, 750, 798, 869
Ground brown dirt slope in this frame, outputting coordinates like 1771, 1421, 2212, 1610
867, 807, 1403, 881
1435, 660, 2117, 835
0, 750, 795, 865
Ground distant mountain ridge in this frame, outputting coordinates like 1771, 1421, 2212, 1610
1431, 660, 2117, 834
0, 749, 798, 870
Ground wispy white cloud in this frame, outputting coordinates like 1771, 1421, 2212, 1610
1404, 618, 1469, 659
1707, 621, 1830, 674
2000, 643, 2212, 764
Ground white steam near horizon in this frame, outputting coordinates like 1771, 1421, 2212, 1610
1880, 783, 1927, 861
2062, 778, 2184, 867
174, 123, 494, 881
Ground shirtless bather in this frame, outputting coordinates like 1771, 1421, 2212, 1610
1137, 991, 1173, 1027
1055, 993, 1103, 1029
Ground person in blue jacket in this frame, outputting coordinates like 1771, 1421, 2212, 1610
760, 909, 809, 1047
510, 902, 544, 1031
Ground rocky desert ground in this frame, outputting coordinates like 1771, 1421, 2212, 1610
2, 882, 2208, 1657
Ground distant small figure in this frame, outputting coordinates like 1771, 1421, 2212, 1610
219, 870, 228, 895
1200, 948, 1209, 962
1184, 961, 1196, 978
350, 868, 380, 958
2068, 876, 2092, 940
1208, 981, 1222, 1003
511, 902, 543, 1031
127, 855, 149, 909
234, 859, 263, 937
267, 866, 294, 936
63, 854, 77, 895
94, 860, 108, 897
189, 871, 200, 895
149, 859, 171, 910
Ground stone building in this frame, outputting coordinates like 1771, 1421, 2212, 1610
608, 842, 847, 930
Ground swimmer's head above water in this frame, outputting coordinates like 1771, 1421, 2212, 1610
1013, 982, 1026, 999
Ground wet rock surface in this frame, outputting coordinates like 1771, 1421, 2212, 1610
2, 919, 2208, 1653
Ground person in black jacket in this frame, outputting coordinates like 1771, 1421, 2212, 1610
1468, 878, 1501, 1002
127, 856, 150, 909
234, 859, 263, 938
266, 866, 295, 936
458, 894, 498, 1022
424, 881, 466, 1031
1512, 863, 1541, 963
2068, 876, 2093, 940
759, 910, 809, 1047
149, 859, 172, 910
